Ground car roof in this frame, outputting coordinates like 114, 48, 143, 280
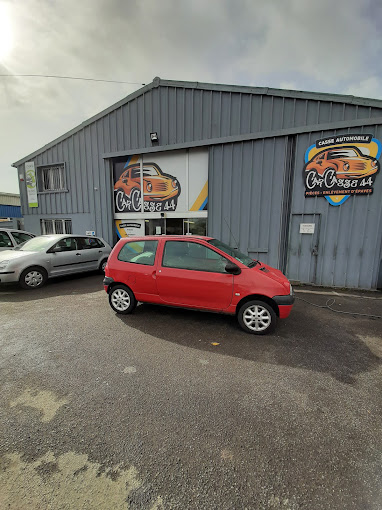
32, 234, 103, 241
120, 235, 213, 242
0, 228, 35, 235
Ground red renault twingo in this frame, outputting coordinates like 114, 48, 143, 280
103, 236, 294, 335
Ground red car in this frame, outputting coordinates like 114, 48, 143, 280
103, 236, 294, 335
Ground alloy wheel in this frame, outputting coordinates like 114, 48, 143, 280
111, 288, 131, 312
243, 304, 272, 332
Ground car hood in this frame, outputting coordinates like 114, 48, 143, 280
253, 262, 290, 290
0, 250, 38, 261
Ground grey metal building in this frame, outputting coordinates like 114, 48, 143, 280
13, 77, 382, 289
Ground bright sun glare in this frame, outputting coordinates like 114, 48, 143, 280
0, 3, 13, 61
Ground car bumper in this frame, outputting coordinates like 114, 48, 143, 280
0, 271, 18, 284
272, 293, 295, 318
103, 276, 114, 293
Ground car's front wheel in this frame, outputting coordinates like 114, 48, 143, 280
19, 266, 48, 290
237, 300, 276, 335
109, 285, 137, 314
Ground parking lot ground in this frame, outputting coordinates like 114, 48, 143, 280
0, 275, 381, 509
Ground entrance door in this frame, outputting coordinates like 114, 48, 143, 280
286, 214, 321, 284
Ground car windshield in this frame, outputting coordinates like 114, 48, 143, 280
142, 167, 160, 177
208, 239, 257, 267
19, 236, 57, 252
327, 149, 358, 159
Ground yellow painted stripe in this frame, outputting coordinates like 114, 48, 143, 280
190, 181, 208, 211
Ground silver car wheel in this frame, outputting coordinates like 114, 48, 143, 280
24, 270, 44, 288
243, 305, 271, 332
101, 260, 107, 272
111, 288, 131, 312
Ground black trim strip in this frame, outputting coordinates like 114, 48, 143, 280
103, 276, 114, 286
53, 260, 98, 268
272, 294, 295, 305
0, 271, 15, 274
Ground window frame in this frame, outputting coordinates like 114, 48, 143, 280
40, 219, 72, 235
0, 230, 13, 248
117, 239, 159, 266
161, 240, 230, 274
37, 162, 68, 193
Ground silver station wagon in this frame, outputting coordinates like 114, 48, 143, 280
0, 234, 111, 289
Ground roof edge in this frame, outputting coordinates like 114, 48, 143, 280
12, 76, 382, 167
12, 80, 157, 167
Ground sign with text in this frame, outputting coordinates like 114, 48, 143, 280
25, 161, 38, 208
303, 134, 381, 206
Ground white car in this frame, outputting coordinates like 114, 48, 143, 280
0, 228, 36, 251
0, 234, 111, 289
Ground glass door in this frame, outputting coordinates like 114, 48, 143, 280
166, 218, 184, 235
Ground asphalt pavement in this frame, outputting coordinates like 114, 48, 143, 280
0, 274, 381, 509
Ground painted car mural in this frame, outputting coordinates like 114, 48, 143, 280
304, 146, 379, 179
114, 163, 181, 213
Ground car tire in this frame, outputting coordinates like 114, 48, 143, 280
99, 258, 108, 274
130, 188, 141, 212
19, 266, 48, 290
237, 300, 276, 335
109, 285, 137, 315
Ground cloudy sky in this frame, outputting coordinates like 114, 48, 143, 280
1, 0, 381, 193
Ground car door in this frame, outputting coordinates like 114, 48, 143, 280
75, 237, 104, 271
113, 239, 160, 300
48, 237, 81, 276
156, 240, 234, 310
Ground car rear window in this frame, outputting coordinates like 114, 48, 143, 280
117, 240, 158, 266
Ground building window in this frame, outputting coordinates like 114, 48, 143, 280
37, 164, 66, 192
40, 219, 72, 235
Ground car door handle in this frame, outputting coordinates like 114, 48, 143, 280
76, 253, 81, 256
152, 270, 156, 279
98, 250, 103, 253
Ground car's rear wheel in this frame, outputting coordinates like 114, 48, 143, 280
237, 300, 276, 335
109, 285, 136, 314
19, 266, 48, 290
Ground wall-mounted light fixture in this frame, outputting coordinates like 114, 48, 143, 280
150, 132, 159, 143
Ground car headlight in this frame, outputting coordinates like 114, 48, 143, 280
372, 160, 378, 168
343, 163, 350, 171
0, 260, 10, 271
146, 182, 152, 192
172, 179, 177, 188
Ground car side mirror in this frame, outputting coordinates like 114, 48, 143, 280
225, 262, 241, 275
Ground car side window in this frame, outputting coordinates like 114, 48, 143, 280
162, 241, 228, 273
0, 231, 13, 248
118, 240, 158, 266
51, 237, 77, 252
11, 232, 34, 245
77, 237, 104, 249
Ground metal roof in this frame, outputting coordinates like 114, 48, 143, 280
12, 77, 382, 167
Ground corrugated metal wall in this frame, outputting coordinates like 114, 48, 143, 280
16, 82, 382, 287
288, 125, 382, 289
208, 137, 288, 268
